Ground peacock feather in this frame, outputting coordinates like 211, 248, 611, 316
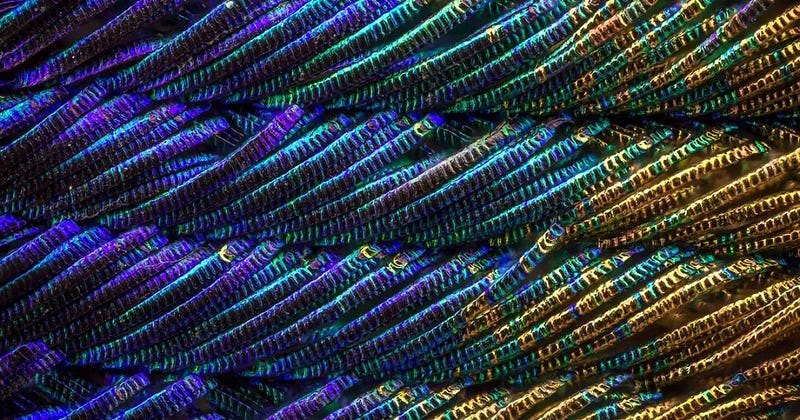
1, 0, 800, 418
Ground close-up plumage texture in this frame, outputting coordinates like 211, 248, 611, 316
1, 0, 800, 418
